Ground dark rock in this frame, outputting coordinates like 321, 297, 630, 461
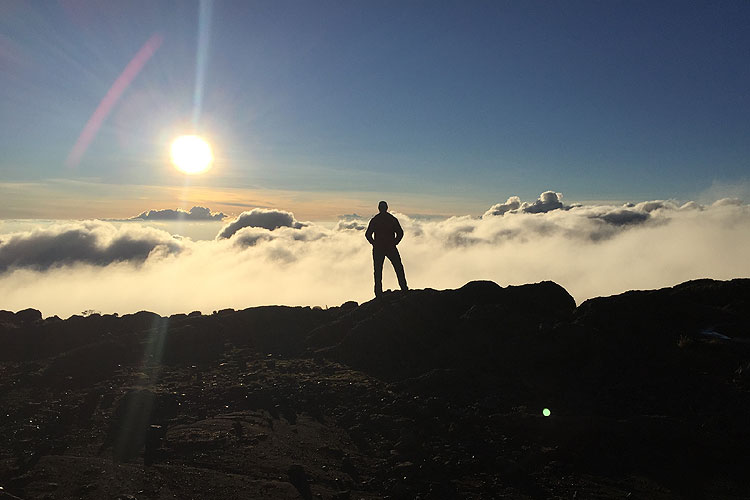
15, 308, 42, 324
575, 278, 750, 340
43, 339, 136, 388
232, 420, 243, 438
341, 455, 359, 481
107, 389, 177, 462
144, 424, 165, 466
3, 278, 750, 499
109, 389, 156, 461
307, 280, 576, 381
118, 310, 164, 331
159, 324, 225, 364
0, 490, 28, 500
339, 300, 358, 311
0, 309, 17, 325
287, 464, 312, 500
216, 305, 336, 356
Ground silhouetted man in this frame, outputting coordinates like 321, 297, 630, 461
365, 201, 408, 296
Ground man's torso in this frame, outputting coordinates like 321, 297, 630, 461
369, 212, 399, 248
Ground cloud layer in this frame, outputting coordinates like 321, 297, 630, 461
1, 192, 748, 317
133, 206, 226, 221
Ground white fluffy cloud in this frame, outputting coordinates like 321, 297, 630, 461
521, 190, 565, 213
483, 191, 564, 217
0, 221, 183, 272
1, 192, 749, 318
133, 206, 226, 221
217, 208, 306, 239
713, 197, 743, 207
483, 196, 521, 217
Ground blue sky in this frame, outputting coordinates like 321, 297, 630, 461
1, 0, 749, 219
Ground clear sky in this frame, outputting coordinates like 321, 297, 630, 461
2, 0, 749, 220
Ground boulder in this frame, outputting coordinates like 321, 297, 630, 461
307, 280, 576, 381
16, 308, 42, 324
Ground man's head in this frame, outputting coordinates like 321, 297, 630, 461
378, 201, 388, 213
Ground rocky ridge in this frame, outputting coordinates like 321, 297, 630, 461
1, 278, 750, 499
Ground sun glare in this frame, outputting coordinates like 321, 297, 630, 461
170, 135, 213, 174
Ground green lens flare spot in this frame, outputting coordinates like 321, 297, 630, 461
542, 408, 551, 417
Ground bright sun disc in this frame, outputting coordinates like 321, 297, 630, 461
170, 135, 213, 174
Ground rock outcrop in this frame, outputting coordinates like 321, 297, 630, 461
1, 279, 749, 499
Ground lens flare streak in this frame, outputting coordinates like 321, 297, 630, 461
192, 0, 213, 127
66, 34, 163, 167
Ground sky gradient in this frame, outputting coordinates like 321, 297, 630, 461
1, 0, 750, 220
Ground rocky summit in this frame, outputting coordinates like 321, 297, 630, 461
1, 279, 750, 499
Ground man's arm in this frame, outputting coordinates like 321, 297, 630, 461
394, 218, 404, 246
365, 219, 375, 245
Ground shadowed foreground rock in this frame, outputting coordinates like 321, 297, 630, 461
1, 279, 749, 499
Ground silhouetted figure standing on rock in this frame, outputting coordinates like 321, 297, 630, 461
365, 201, 408, 296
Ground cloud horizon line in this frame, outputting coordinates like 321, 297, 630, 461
1, 190, 748, 318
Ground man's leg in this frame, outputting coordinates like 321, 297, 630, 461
373, 248, 386, 296
386, 247, 408, 291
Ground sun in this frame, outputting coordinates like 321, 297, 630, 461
170, 135, 213, 174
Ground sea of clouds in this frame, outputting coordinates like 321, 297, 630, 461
1, 191, 749, 318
